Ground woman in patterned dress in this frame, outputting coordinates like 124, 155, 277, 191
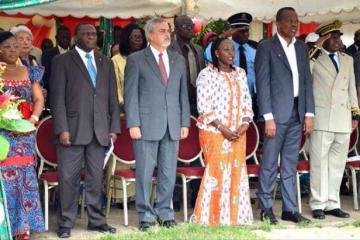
0, 32, 45, 239
191, 37, 254, 226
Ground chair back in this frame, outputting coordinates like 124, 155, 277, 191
246, 122, 260, 163
112, 118, 135, 165
35, 116, 57, 176
349, 128, 359, 155
178, 116, 203, 165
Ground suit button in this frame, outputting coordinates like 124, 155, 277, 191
94, 94, 96, 97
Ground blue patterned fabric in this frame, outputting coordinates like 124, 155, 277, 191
0, 78, 45, 236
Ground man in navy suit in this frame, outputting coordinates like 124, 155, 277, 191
255, 7, 315, 224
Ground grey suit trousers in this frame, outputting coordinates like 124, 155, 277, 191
57, 136, 106, 228
134, 128, 179, 223
258, 102, 302, 212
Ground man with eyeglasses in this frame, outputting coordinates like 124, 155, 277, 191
168, 15, 205, 212
169, 15, 205, 117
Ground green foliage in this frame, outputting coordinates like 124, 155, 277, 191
192, 19, 230, 46
0, 135, 9, 160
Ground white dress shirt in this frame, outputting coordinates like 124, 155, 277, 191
150, 45, 170, 78
58, 45, 69, 55
263, 34, 313, 120
75, 46, 97, 72
322, 48, 340, 69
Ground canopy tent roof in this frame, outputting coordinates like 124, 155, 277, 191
2, 0, 360, 23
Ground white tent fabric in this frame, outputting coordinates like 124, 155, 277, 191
3, 0, 181, 18
3, 0, 360, 23
187, 0, 360, 23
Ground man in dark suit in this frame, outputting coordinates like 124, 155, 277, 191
345, 29, 360, 57
255, 7, 315, 224
124, 17, 190, 231
50, 23, 120, 238
42, 25, 71, 108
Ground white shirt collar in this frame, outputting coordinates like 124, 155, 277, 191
322, 48, 338, 57
277, 33, 296, 48
58, 45, 69, 54
150, 45, 168, 59
75, 46, 94, 58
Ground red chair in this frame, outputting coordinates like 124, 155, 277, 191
346, 128, 360, 210
36, 116, 85, 230
295, 132, 309, 213
105, 118, 157, 226
176, 116, 203, 222
246, 121, 260, 177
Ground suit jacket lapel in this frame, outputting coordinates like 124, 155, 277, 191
167, 50, 176, 87
272, 35, 291, 72
70, 49, 95, 89
94, 52, 102, 89
144, 47, 166, 87
318, 50, 338, 78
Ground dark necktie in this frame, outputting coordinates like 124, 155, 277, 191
239, 45, 247, 74
329, 53, 339, 73
158, 53, 168, 85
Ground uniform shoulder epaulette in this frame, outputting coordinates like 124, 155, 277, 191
309, 46, 322, 61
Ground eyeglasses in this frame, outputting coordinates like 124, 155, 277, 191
178, 24, 193, 30
129, 35, 143, 40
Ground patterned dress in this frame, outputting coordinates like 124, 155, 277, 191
190, 65, 254, 226
0, 67, 45, 236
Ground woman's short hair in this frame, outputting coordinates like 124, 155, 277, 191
10, 25, 33, 39
144, 17, 167, 40
119, 23, 147, 56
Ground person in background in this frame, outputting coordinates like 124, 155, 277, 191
309, 20, 359, 220
10, 25, 38, 67
168, 14, 205, 211
40, 38, 54, 53
124, 17, 190, 231
112, 23, 147, 110
110, 43, 119, 57
191, 37, 254, 225
0, 31, 45, 240
41, 25, 71, 109
50, 23, 120, 238
255, 7, 314, 225
113, 25, 122, 46
345, 29, 360, 57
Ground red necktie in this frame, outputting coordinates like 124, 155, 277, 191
158, 53, 168, 85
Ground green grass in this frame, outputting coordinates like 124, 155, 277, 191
98, 224, 266, 240
353, 219, 360, 228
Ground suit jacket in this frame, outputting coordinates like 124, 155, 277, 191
124, 47, 190, 141
345, 43, 358, 57
50, 49, 120, 146
255, 34, 315, 124
312, 50, 358, 133
41, 47, 60, 91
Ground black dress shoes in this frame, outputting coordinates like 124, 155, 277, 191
139, 221, 156, 232
57, 228, 71, 238
281, 211, 311, 224
324, 208, 350, 218
312, 209, 325, 219
88, 224, 117, 233
260, 208, 278, 225
159, 219, 177, 228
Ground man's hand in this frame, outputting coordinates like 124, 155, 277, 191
109, 133, 117, 142
315, 34, 331, 49
180, 127, 189, 139
265, 119, 276, 138
303, 116, 314, 135
129, 127, 142, 140
352, 120, 358, 131
59, 131, 71, 146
